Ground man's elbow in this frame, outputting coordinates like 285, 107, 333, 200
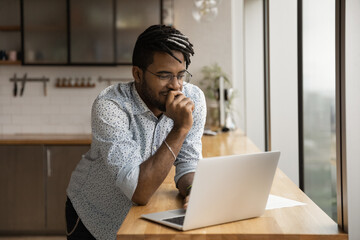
131, 193, 150, 206
132, 198, 149, 206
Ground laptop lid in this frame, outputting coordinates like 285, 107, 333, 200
141, 151, 280, 231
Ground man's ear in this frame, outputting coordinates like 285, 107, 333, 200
132, 66, 143, 83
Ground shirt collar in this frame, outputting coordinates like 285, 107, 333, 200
130, 82, 153, 116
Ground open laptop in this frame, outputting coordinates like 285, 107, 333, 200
141, 151, 280, 231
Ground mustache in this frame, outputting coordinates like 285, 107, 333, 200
160, 90, 184, 97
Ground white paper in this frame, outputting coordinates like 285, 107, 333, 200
265, 194, 306, 210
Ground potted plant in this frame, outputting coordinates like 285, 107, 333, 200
199, 63, 237, 131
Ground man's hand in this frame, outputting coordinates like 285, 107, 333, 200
165, 91, 194, 132
132, 93, 195, 206
183, 195, 190, 209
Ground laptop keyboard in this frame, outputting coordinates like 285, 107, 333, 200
163, 216, 185, 226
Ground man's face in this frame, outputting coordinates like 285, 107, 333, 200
135, 50, 186, 116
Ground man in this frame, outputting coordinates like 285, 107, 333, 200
65, 24, 206, 240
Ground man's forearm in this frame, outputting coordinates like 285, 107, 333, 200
131, 127, 188, 205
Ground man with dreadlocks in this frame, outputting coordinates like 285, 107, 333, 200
65, 25, 206, 240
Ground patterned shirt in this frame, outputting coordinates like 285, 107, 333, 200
66, 82, 206, 240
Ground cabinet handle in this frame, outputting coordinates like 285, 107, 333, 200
47, 148, 52, 177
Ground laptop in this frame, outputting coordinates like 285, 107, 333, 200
141, 151, 280, 231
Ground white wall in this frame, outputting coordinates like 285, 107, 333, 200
174, 0, 233, 87
269, 0, 299, 185
231, 0, 245, 131
243, 0, 265, 151
345, 0, 360, 239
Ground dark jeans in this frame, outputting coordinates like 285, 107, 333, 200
65, 197, 96, 240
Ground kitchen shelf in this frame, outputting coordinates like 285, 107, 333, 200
24, 25, 66, 32
0, 25, 21, 31
55, 85, 96, 88
0, 60, 21, 65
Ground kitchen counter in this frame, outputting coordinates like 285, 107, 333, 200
0, 134, 92, 145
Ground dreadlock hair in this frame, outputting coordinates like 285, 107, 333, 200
132, 24, 194, 70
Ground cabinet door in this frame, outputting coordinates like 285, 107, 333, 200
0, 145, 45, 233
0, 0, 21, 59
45, 145, 90, 233
116, 0, 161, 64
70, 0, 115, 64
23, 0, 67, 64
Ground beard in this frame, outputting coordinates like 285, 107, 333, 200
138, 76, 167, 112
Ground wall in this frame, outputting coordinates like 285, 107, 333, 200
0, 0, 234, 135
231, 0, 245, 131
345, 0, 360, 239
0, 65, 132, 134
269, 0, 299, 185
243, 0, 265, 151
174, 0, 234, 129
173, 0, 232, 84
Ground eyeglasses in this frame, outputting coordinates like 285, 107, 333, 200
145, 69, 192, 85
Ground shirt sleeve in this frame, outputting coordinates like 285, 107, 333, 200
91, 97, 142, 201
174, 86, 207, 185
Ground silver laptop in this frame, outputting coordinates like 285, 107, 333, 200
141, 151, 280, 231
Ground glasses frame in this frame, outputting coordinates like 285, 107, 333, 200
144, 68, 192, 85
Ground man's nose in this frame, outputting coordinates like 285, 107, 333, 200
167, 76, 182, 90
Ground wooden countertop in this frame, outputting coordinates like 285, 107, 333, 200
0, 134, 92, 145
117, 130, 347, 240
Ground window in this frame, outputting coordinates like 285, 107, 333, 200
301, 0, 337, 221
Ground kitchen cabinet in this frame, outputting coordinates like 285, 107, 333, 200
23, 0, 67, 64
0, 144, 90, 234
21, 0, 162, 65
0, 0, 21, 65
0, 145, 45, 233
45, 145, 90, 232
70, 0, 115, 64
116, 0, 161, 64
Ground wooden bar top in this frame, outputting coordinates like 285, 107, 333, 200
0, 134, 92, 145
117, 130, 347, 240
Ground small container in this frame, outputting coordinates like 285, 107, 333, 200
0, 50, 7, 60
8, 51, 17, 61
27, 50, 35, 62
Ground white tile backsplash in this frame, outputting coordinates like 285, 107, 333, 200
3, 105, 16, 115
0, 65, 133, 134
19, 105, 41, 115
3, 125, 21, 134
62, 125, 85, 134
0, 115, 11, 124
22, 125, 43, 134
26, 96, 48, 105
0, 96, 11, 105
40, 105, 59, 115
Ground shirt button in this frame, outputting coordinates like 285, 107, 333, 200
153, 146, 156, 151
